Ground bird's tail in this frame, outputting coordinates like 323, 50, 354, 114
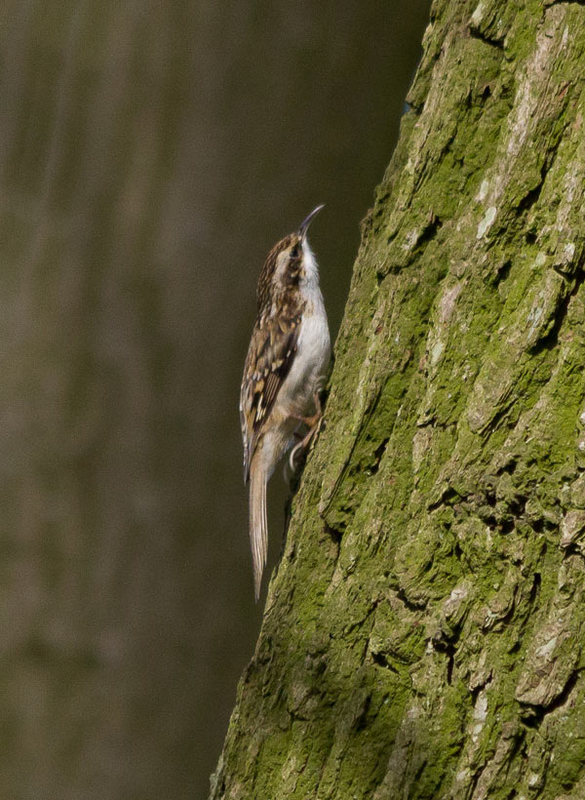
249, 461, 268, 602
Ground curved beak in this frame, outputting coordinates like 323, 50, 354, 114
298, 204, 325, 238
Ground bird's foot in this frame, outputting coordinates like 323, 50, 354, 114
285, 389, 326, 478
288, 415, 324, 473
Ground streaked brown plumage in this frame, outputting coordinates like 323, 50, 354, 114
240, 206, 330, 600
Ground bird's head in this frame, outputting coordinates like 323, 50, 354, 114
256, 205, 325, 310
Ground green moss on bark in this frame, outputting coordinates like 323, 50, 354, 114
211, 1, 585, 797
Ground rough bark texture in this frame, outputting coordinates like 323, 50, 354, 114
211, 1, 585, 797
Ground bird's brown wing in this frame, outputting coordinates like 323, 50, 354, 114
240, 312, 301, 483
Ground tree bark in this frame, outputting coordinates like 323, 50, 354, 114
211, 1, 585, 797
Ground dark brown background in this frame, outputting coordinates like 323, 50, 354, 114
0, 1, 430, 797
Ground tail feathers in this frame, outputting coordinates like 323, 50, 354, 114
249, 463, 268, 602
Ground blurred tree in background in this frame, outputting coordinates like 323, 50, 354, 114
0, 1, 429, 797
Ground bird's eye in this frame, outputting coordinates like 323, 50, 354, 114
290, 245, 299, 259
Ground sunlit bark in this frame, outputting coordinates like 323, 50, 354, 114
212, 1, 585, 797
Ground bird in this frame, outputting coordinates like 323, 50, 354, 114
239, 205, 331, 601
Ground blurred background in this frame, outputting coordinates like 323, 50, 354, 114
0, 1, 430, 797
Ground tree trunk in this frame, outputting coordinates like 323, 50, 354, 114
211, 1, 585, 797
